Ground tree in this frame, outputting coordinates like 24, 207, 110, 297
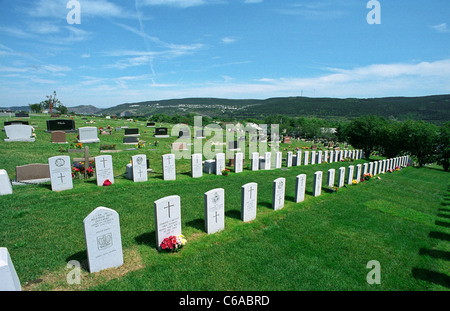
38, 91, 67, 115
343, 115, 388, 158
400, 120, 439, 166
29, 103, 43, 113
436, 122, 450, 171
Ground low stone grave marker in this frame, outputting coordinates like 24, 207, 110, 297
48, 156, 73, 191
154, 195, 182, 249
78, 127, 100, 144
0, 169, 13, 195
272, 177, 286, 210
204, 188, 225, 234
51, 131, 67, 144
95, 155, 114, 186
14, 163, 50, 185
295, 174, 306, 203
83, 207, 123, 273
4, 125, 35, 142
0, 247, 21, 291
241, 182, 258, 222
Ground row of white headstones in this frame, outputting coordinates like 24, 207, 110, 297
0, 155, 410, 290
0, 148, 366, 194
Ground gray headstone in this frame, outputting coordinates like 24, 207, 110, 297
51, 131, 67, 144
162, 154, 176, 180
95, 155, 114, 186
154, 195, 182, 249
203, 159, 215, 174
272, 177, 286, 210
78, 127, 100, 143
295, 174, 306, 203
123, 137, 139, 145
204, 188, 225, 234
83, 207, 123, 273
132, 154, 147, 182
0, 248, 21, 291
191, 153, 203, 178
48, 156, 73, 191
4, 125, 35, 142
0, 170, 13, 195
15, 163, 50, 184
241, 182, 258, 222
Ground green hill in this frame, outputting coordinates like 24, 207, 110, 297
99, 95, 450, 123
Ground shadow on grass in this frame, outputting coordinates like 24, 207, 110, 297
437, 213, 450, 220
135, 231, 157, 250
225, 209, 241, 220
419, 248, 450, 261
259, 201, 273, 210
429, 231, 450, 242
411, 268, 450, 288
186, 218, 204, 231
435, 220, 450, 228
66, 251, 89, 272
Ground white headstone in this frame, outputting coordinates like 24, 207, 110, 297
295, 150, 302, 166
356, 164, 362, 183
347, 165, 354, 185
272, 177, 286, 210
295, 174, 306, 203
4, 125, 35, 142
263, 152, 271, 170
204, 188, 225, 234
373, 161, 378, 176
154, 195, 182, 249
78, 127, 100, 143
191, 153, 203, 178
241, 182, 258, 222
0, 169, 13, 196
303, 151, 309, 165
327, 168, 335, 187
215, 153, 226, 175
310, 151, 316, 165
132, 154, 147, 182
162, 154, 176, 180
313, 171, 323, 197
0, 248, 21, 291
48, 155, 73, 191
317, 151, 322, 164
251, 152, 259, 171
234, 152, 244, 173
95, 155, 114, 186
337, 167, 345, 188
286, 151, 293, 167
83, 207, 123, 273
329, 151, 334, 163
275, 152, 282, 168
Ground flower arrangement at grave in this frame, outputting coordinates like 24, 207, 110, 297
395, 166, 401, 171
363, 173, 373, 181
100, 144, 116, 150
72, 161, 95, 179
136, 141, 145, 149
69, 142, 83, 149
222, 169, 230, 176
352, 179, 359, 185
103, 179, 112, 186
160, 235, 187, 253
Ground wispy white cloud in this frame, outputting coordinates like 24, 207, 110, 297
431, 23, 450, 33
221, 37, 236, 44
140, 0, 207, 8
244, 0, 263, 4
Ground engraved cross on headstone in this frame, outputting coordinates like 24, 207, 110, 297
164, 201, 174, 218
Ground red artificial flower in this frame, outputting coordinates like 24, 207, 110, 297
103, 179, 112, 186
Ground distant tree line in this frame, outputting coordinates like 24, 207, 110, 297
338, 116, 449, 171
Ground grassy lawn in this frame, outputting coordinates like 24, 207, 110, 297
0, 115, 448, 291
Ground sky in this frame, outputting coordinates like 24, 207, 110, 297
0, 0, 449, 108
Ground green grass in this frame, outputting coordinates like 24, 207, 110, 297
0, 115, 449, 291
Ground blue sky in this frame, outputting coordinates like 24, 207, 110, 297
0, 0, 449, 108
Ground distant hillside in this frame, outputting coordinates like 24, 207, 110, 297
67, 105, 102, 115
98, 95, 450, 123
